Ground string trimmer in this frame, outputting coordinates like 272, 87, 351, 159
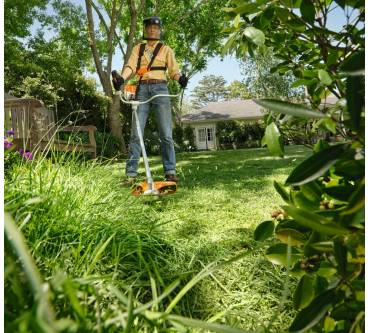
115, 81, 180, 196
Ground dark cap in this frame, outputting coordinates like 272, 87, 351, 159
143, 16, 162, 27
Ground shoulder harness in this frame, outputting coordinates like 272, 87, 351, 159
136, 42, 167, 78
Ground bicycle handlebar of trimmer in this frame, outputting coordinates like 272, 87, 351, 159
118, 91, 181, 105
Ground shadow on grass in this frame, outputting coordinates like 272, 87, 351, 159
144, 146, 311, 194
111, 146, 310, 198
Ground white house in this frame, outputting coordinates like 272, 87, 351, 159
181, 100, 264, 150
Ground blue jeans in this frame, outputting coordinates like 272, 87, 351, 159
126, 83, 176, 177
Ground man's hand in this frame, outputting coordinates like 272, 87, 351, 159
111, 70, 125, 91
178, 74, 188, 89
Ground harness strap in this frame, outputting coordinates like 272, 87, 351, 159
147, 42, 164, 70
149, 66, 167, 71
136, 43, 146, 73
136, 42, 166, 85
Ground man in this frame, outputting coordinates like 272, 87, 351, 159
112, 16, 188, 185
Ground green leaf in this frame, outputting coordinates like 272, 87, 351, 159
343, 178, 364, 215
293, 192, 319, 211
287, 19, 306, 32
273, 181, 290, 203
318, 69, 332, 86
324, 316, 336, 331
304, 231, 324, 257
300, 182, 322, 202
339, 50, 365, 75
253, 99, 327, 119
282, 205, 349, 236
313, 139, 329, 153
346, 75, 364, 131
291, 78, 317, 88
333, 240, 347, 277
254, 220, 275, 241
289, 289, 336, 333
276, 219, 311, 234
243, 27, 265, 46
276, 228, 305, 246
233, 14, 241, 28
323, 185, 354, 202
300, 0, 316, 24
330, 301, 363, 321
310, 241, 334, 252
335, 159, 364, 180
261, 134, 267, 147
293, 275, 315, 309
266, 243, 301, 267
265, 122, 284, 157
275, 7, 291, 22
326, 51, 339, 67
223, 3, 259, 15
222, 33, 237, 55
260, 7, 274, 27
302, 69, 317, 78
316, 262, 337, 277
285, 143, 349, 186
292, 192, 318, 211
319, 118, 337, 134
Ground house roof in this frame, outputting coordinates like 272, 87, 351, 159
181, 95, 340, 124
181, 100, 264, 123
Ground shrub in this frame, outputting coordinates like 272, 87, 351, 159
216, 121, 264, 149
225, 0, 364, 331
183, 125, 197, 151
95, 131, 121, 158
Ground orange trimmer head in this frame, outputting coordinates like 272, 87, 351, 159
132, 181, 177, 196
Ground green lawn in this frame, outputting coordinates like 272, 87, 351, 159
5, 145, 311, 332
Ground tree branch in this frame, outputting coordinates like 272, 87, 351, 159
172, 0, 212, 26
85, 0, 111, 95
106, 0, 118, 75
123, 0, 145, 67
90, 0, 126, 63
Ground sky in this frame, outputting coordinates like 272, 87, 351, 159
29, 2, 362, 98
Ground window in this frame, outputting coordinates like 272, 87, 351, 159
198, 128, 206, 142
207, 128, 213, 141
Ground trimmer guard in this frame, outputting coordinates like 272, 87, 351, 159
132, 181, 177, 196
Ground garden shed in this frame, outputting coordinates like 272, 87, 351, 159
181, 100, 264, 150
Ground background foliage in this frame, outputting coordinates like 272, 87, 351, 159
224, 0, 365, 331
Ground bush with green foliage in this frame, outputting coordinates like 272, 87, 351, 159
95, 131, 121, 158
216, 120, 265, 149
225, 0, 364, 331
183, 125, 197, 151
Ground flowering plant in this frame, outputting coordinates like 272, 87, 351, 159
4, 129, 33, 177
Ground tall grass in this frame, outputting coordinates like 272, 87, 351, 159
4, 146, 310, 332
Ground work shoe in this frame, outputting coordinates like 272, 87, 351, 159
165, 174, 178, 183
122, 176, 137, 187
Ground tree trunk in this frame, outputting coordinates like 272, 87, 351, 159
85, 0, 126, 154
109, 94, 127, 154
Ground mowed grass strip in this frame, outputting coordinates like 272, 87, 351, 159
114, 145, 310, 330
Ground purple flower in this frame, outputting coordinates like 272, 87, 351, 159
6, 129, 15, 136
4, 140, 13, 150
18, 149, 33, 161
23, 151, 33, 160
